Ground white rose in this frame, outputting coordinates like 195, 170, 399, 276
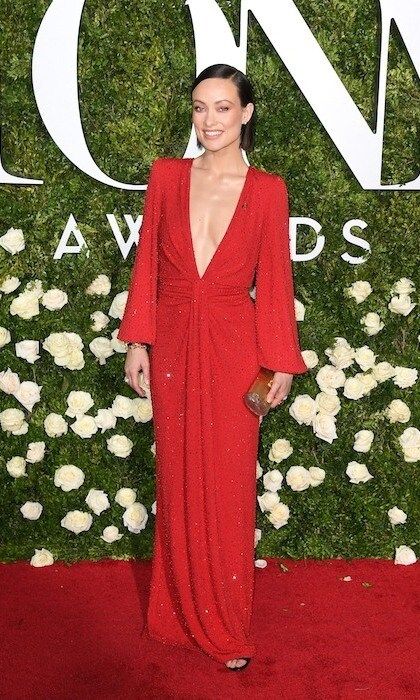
394, 545, 416, 566
268, 438, 293, 463
372, 362, 395, 382
132, 397, 153, 422
354, 346, 376, 371
89, 337, 114, 365
267, 502, 290, 529
6, 456, 27, 478
312, 413, 337, 443
43, 331, 73, 358
254, 528, 262, 547
255, 559, 267, 568
111, 395, 134, 419
301, 349, 318, 369
0, 326, 11, 348
9, 291, 40, 320
398, 427, 420, 463
0, 226, 25, 254
359, 372, 378, 395
263, 469, 283, 492
44, 413, 68, 437
54, 464, 85, 491
343, 375, 365, 400
0, 407, 26, 433
43, 332, 85, 371
71, 415, 98, 439
25, 279, 44, 298
385, 399, 411, 424
86, 274, 111, 296
20, 501, 43, 520
257, 491, 280, 513
391, 277, 415, 295
0, 275, 20, 293
64, 347, 85, 371
15, 340, 40, 363
26, 441, 46, 463
111, 329, 128, 353
387, 506, 407, 526
41, 288, 68, 310
90, 311, 109, 332
314, 392, 341, 415
315, 365, 346, 395
346, 280, 372, 303
150, 441, 156, 457
392, 367, 418, 389
95, 408, 117, 433
256, 460, 263, 479
109, 291, 127, 320
11, 419, 29, 435
123, 502, 148, 533
388, 294, 416, 316
85, 488, 110, 515
361, 312, 384, 336
0, 367, 20, 393
14, 380, 42, 412
289, 394, 317, 425
294, 298, 305, 321
115, 487, 137, 508
325, 337, 354, 369
65, 390, 94, 418
107, 434, 133, 458
353, 430, 374, 452
285, 465, 311, 491
151, 500, 156, 515
308, 466, 325, 487
346, 461, 373, 484
61, 510, 93, 534
101, 525, 123, 543
30, 548, 54, 567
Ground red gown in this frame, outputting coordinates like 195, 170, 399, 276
117, 156, 308, 663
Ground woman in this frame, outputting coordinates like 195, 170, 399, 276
117, 64, 308, 670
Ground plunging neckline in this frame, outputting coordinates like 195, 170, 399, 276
185, 157, 253, 281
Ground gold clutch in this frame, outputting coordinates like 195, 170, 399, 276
243, 367, 275, 416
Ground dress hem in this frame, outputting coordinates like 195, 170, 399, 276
145, 627, 255, 664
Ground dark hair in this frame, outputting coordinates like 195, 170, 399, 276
190, 64, 256, 152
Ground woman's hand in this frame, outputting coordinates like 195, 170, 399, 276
266, 371, 293, 409
124, 347, 150, 397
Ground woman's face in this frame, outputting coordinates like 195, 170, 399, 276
191, 77, 253, 152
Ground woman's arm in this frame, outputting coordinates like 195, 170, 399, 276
254, 174, 308, 375
117, 158, 162, 345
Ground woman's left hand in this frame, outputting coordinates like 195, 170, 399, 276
266, 371, 293, 409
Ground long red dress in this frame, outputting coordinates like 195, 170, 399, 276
117, 156, 308, 663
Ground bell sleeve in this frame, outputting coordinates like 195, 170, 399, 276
117, 158, 162, 345
254, 174, 308, 374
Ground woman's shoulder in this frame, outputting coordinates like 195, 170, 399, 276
252, 166, 288, 201
252, 164, 286, 187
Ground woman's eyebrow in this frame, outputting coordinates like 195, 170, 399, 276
193, 99, 234, 104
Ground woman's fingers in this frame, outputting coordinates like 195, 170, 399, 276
266, 373, 293, 408
125, 359, 149, 397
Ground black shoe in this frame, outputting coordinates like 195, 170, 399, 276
226, 657, 251, 671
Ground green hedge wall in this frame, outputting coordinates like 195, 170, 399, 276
0, 0, 418, 563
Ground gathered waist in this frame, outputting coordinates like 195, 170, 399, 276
157, 279, 252, 305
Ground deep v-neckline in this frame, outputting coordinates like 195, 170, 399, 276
185, 157, 253, 281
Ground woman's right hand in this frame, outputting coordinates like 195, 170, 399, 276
124, 347, 150, 397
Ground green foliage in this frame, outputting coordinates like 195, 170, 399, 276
0, 1, 418, 561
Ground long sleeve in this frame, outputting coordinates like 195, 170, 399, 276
117, 158, 162, 345
254, 174, 308, 374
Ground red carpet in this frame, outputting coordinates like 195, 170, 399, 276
0, 557, 418, 699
